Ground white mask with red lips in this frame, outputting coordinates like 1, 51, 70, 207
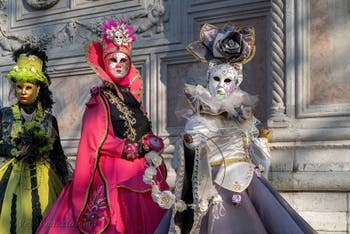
104, 52, 131, 83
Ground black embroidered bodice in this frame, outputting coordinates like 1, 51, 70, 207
103, 87, 151, 142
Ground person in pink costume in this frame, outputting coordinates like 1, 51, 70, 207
37, 19, 169, 234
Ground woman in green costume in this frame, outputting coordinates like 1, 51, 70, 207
0, 44, 70, 233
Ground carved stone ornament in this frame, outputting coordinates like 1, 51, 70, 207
129, 0, 169, 37
24, 0, 59, 10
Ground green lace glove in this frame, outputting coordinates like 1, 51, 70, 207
10, 145, 29, 159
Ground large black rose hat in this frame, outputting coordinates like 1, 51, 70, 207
187, 22, 255, 64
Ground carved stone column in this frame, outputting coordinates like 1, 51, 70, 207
268, 0, 289, 128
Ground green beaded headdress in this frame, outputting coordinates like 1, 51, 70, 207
7, 53, 50, 87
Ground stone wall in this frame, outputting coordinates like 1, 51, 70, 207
0, 0, 349, 232
270, 1, 350, 232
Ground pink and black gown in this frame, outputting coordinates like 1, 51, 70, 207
37, 86, 168, 234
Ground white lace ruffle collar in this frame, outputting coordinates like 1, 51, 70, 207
183, 84, 257, 117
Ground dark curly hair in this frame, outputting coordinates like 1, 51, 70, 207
11, 44, 54, 111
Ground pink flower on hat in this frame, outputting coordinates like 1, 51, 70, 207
102, 19, 136, 47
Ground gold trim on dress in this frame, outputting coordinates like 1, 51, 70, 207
77, 94, 111, 234
210, 158, 249, 167
130, 72, 140, 84
103, 89, 137, 141
116, 185, 152, 193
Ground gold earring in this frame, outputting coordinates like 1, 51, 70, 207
35, 86, 40, 99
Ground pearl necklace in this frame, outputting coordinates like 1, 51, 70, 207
20, 108, 37, 122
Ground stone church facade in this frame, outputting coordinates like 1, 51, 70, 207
0, 0, 349, 232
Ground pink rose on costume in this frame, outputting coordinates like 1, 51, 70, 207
142, 134, 164, 153
125, 143, 137, 154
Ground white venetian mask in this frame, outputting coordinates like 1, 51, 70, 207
207, 62, 241, 98
113, 31, 124, 46
106, 52, 130, 79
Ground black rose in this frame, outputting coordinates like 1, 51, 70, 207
213, 29, 243, 61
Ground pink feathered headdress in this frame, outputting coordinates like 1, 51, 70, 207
101, 19, 136, 58
86, 19, 143, 101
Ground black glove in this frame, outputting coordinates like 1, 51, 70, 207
0, 143, 14, 158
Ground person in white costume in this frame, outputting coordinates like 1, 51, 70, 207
156, 22, 316, 234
